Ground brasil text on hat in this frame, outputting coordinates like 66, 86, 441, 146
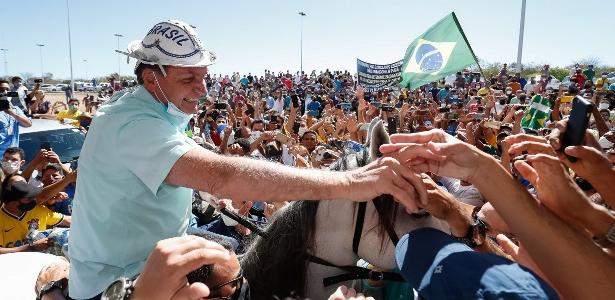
116, 20, 217, 76
395, 227, 559, 299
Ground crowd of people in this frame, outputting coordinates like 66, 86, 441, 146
1, 18, 615, 300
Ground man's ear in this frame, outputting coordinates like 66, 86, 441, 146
142, 71, 156, 86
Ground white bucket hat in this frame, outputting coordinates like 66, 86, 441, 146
116, 20, 217, 76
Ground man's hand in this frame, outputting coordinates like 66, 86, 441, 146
131, 236, 231, 300
514, 154, 593, 223
223, 126, 233, 136
345, 157, 427, 213
31, 238, 52, 252
563, 145, 613, 180
380, 129, 486, 183
46, 192, 69, 205
45, 150, 62, 164
328, 286, 374, 300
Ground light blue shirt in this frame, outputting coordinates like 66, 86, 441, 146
0, 107, 26, 155
68, 86, 198, 298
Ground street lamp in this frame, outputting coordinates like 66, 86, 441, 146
66, 0, 75, 95
298, 11, 306, 74
36, 44, 45, 83
114, 33, 123, 80
83, 59, 88, 80
0, 49, 7, 78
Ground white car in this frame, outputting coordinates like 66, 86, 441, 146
532, 75, 562, 91
39, 84, 58, 92
55, 84, 69, 91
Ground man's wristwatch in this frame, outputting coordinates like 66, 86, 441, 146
455, 206, 488, 248
101, 277, 135, 300
37, 278, 68, 300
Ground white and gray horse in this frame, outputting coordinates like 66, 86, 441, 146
241, 119, 448, 300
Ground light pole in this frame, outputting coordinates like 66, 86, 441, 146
83, 59, 88, 80
0, 49, 7, 78
36, 44, 45, 83
66, 0, 75, 95
114, 33, 123, 81
298, 11, 306, 74
516, 0, 527, 73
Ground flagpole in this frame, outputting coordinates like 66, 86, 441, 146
450, 12, 486, 80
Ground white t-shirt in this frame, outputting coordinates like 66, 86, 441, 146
0, 252, 66, 300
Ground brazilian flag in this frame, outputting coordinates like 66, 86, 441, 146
521, 95, 552, 130
400, 12, 478, 89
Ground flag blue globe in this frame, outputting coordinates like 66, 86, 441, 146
415, 44, 443, 72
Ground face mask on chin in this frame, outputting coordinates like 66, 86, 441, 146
151, 71, 193, 127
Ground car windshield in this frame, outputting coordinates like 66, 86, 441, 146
19, 128, 85, 164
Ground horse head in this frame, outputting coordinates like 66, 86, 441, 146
241, 118, 448, 300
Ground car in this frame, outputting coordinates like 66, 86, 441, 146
55, 84, 69, 91
19, 119, 85, 168
39, 84, 58, 92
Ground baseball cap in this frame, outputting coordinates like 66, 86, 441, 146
116, 20, 217, 76
395, 227, 559, 299
1, 180, 42, 203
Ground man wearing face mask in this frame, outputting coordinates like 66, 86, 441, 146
1, 147, 25, 177
34, 98, 83, 127
0, 174, 71, 254
0, 81, 32, 156
69, 20, 428, 300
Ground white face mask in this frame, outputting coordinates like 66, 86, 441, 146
599, 102, 610, 110
151, 72, 193, 127
1, 161, 20, 174
599, 136, 614, 150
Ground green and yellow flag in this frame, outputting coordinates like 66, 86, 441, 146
400, 12, 478, 89
521, 95, 552, 130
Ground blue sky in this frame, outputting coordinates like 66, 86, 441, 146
3, 0, 613, 80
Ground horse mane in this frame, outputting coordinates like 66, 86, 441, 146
241, 201, 320, 299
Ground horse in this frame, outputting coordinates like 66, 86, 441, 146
241, 118, 449, 300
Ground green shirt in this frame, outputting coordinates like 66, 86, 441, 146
583, 69, 595, 82
68, 86, 198, 298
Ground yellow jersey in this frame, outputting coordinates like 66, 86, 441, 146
0, 205, 64, 248
56, 110, 83, 127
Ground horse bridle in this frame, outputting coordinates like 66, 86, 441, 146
220, 200, 413, 287
306, 200, 409, 287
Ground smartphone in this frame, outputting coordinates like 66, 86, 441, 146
292, 122, 301, 134
274, 132, 293, 145
40, 142, 52, 151
214, 102, 226, 110
560, 96, 574, 103
438, 107, 450, 113
34, 78, 43, 84
387, 117, 398, 134
341, 102, 352, 111
372, 102, 383, 109
381, 105, 394, 112
291, 94, 300, 108
516, 105, 528, 111
561, 96, 593, 162
473, 113, 484, 121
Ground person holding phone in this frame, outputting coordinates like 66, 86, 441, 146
0, 80, 32, 156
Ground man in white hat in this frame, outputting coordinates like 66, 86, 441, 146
68, 20, 431, 299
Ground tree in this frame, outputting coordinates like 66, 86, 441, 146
19, 72, 33, 80
43, 72, 53, 80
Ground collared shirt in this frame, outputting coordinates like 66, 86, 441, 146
0, 204, 64, 248
0, 107, 27, 155
68, 86, 198, 298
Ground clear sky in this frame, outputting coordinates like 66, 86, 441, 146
3, 0, 613, 80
